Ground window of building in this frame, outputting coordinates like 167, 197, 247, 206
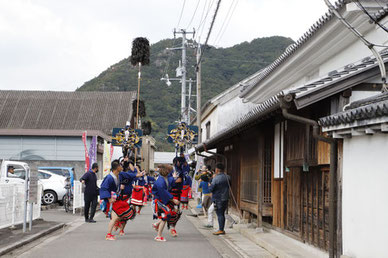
206, 121, 211, 140
274, 122, 285, 179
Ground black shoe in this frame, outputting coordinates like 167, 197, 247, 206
85, 218, 89, 222
89, 219, 96, 223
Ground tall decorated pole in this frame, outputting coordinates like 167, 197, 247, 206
130, 37, 150, 165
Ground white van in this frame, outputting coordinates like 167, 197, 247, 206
0, 160, 30, 184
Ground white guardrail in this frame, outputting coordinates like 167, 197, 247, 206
73, 180, 102, 214
0, 183, 42, 229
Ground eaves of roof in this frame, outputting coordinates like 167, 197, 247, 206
319, 92, 388, 128
195, 49, 388, 152
286, 49, 388, 109
195, 94, 281, 152
370, 2, 388, 22
239, 0, 350, 99
0, 129, 111, 141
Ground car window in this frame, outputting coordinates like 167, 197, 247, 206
38, 172, 51, 179
62, 169, 70, 178
46, 169, 65, 177
38, 172, 45, 180
8, 165, 26, 180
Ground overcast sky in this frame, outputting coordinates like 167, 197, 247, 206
0, 0, 329, 91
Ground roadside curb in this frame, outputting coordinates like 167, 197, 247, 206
0, 223, 66, 256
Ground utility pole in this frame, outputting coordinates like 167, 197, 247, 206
196, 42, 202, 143
172, 29, 195, 123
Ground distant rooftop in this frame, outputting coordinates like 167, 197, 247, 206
0, 91, 137, 136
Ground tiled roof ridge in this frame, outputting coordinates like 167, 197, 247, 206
369, 2, 388, 22
240, 0, 350, 97
284, 48, 388, 98
345, 92, 388, 110
319, 98, 388, 127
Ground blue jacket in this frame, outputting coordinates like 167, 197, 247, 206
135, 176, 146, 186
152, 176, 173, 205
209, 173, 230, 202
183, 175, 192, 187
119, 171, 137, 195
168, 170, 183, 190
99, 174, 118, 199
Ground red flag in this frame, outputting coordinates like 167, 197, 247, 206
82, 131, 90, 172
110, 144, 114, 159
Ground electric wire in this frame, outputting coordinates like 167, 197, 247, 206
197, 0, 208, 31
213, 0, 236, 45
202, 57, 267, 64
186, 0, 202, 30
356, 0, 388, 33
214, 0, 239, 46
176, 0, 187, 29
373, 0, 384, 8
198, 0, 215, 41
197, 0, 214, 31
196, 0, 222, 68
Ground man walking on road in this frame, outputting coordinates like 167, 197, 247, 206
81, 163, 99, 223
209, 163, 230, 235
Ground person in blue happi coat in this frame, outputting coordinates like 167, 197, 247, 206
151, 164, 180, 242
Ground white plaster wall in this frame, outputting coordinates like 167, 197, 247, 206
342, 133, 388, 258
217, 97, 257, 131
201, 109, 218, 141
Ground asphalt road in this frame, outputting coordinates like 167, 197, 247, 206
14, 205, 241, 258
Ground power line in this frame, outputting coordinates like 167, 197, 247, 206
176, 0, 187, 29
196, 0, 222, 68
213, 0, 235, 45
355, 0, 388, 34
186, 0, 201, 29
214, 0, 239, 46
202, 57, 267, 64
198, 0, 215, 40
197, 0, 208, 30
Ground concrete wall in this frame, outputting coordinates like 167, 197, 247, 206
342, 133, 388, 258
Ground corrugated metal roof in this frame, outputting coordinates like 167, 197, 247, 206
0, 91, 136, 136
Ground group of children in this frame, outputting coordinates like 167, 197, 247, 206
99, 155, 192, 242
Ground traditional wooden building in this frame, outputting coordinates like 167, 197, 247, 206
195, 1, 387, 256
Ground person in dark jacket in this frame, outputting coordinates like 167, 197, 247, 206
80, 163, 99, 223
209, 163, 230, 235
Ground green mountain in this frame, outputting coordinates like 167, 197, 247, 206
77, 36, 294, 151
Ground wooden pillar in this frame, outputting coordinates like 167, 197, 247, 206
258, 133, 263, 227
337, 140, 343, 257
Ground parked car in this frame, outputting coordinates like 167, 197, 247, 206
38, 167, 76, 188
37, 170, 67, 205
